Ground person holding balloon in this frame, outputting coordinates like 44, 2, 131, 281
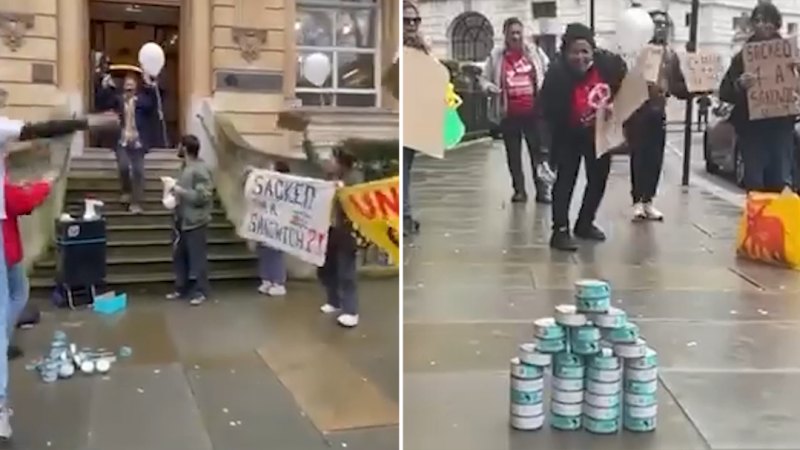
538, 23, 627, 252
483, 17, 554, 204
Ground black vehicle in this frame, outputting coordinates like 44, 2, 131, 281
703, 102, 800, 189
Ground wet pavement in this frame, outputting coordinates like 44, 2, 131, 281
8, 279, 398, 450
403, 139, 800, 450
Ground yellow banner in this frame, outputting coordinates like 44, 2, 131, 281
338, 177, 399, 265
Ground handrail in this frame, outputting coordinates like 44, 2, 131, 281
7, 104, 75, 271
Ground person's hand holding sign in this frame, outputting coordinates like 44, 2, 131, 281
738, 73, 758, 90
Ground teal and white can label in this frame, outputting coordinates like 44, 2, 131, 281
582, 403, 621, 421
552, 389, 583, 404
590, 306, 627, 329
511, 401, 544, 417
551, 400, 582, 417
570, 325, 601, 342
626, 404, 657, 419
586, 379, 621, 396
550, 413, 582, 431
589, 348, 620, 370
604, 322, 639, 344
533, 317, 566, 340
624, 392, 657, 407
586, 367, 622, 383
574, 279, 610, 299
554, 304, 588, 327
510, 388, 543, 405
510, 413, 545, 431
519, 343, 552, 367
584, 391, 620, 408
554, 352, 583, 367
554, 363, 584, 379
623, 414, 657, 432
510, 357, 544, 379
624, 379, 658, 395
626, 347, 658, 369
552, 376, 584, 392
614, 338, 648, 359
534, 337, 566, 353
625, 366, 657, 382
584, 415, 620, 434
511, 376, 544, 392
576, 296, 610, 314
571, 339, 601, 355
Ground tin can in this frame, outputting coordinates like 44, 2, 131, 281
604, 322, 639, 343
571, 339, 601, 355
553, 363, 584, 379
510, 401, 544, 417
533, 317, 566, 340
614, 339, 648, 359
554, 304, 588, 327
510, 414, 545, 431
626, 347, 658, 370
582, 403, 620, 421
624, 392, 657, 407
570, 325, 601, 342
554, 353, 583, 367
586, 379, 621, 396
552, 389, 584, 404
625, 404, 658, 419
590, 307, 627, 329
510, 358, 544, 379
552, 376, 583, 392
551, 400, 582, 417
583, 415, 620, 434
623, 414, 657, 432
550, 413, 582, 431
518, 343, 553, 366
510, 388, 543, 405
574, 279, 610, 299
625, 366, 657, 382
534, 337, 566, 353
584, 391, 620, 408
576, 296, 611, 314
624, 379, 658, 395
510, 377, 544, 392
586, 367, 622, 383
588, 348, 620, 370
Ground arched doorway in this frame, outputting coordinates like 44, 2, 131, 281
449, 12, 494, 62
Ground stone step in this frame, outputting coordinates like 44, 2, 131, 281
30, 267, 258, 289
79, 148, 180, 160
67, 175, 172, 192
100, 238, 251, 260
71, 159, 182, 171
63, 195, 223, 212
103, 223, 238, 241
59, 207, 231, 227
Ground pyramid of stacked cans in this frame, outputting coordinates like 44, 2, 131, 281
509, 279, 658, 433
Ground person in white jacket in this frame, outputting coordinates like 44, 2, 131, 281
484, 18, 554, 204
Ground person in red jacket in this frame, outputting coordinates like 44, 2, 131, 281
3, 173, 52, 360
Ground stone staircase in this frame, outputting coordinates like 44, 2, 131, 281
29, 147, 257, 288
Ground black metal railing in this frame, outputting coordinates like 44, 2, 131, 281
456, 90, 492, 139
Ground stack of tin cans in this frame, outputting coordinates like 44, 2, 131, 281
508, 279, 659, 434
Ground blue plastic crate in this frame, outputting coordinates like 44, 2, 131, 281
93, 292, 127, 315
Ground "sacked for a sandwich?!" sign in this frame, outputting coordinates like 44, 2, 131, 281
743, 38, 800, 120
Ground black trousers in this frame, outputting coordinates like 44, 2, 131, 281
172, 224, 210, 298
551, 132, 611, 230
629, 118, 666, 204
500, 113, 548, 195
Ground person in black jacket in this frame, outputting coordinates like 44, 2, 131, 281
719, 2, 795, 192
539, 23, 627, 252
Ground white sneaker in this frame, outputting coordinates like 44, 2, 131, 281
165, 291, 182, 300
0, 405, 13, 439
632, 203, 646, 221
320, 304, 340, 314
643, 202, 664, 221
257, 281, 272, 295
267, 285, 286, 296
337, 314, 359, 328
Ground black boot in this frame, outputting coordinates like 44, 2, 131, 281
550, 227, 578, 251
535, 182, 552, 204
7, 345, 22, 360
574, 223, 607, 241
511, 191, 528, 203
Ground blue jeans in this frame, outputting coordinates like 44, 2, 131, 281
257, 244, 286, 285
317, 230, 358, 315
740, 125, 795, 192
403, 147, 416, 223
0, 232, 9, 402
6, 264, 27, 341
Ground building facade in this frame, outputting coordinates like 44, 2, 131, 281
0, 0, 398, 156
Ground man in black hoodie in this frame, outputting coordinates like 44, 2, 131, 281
626, 10, 690, 222
539, 23, 627, 251
719, 2, 796, 192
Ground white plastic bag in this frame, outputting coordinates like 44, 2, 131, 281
161, 176, 177, 210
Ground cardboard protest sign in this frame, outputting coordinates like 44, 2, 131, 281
639, 45, 665, 84
743, 38, 800, 120
683, 49, 724, 93
239, 169, 338, 266
596, 51, 651, 156
402, 47, 450, 159
338, 176, 400, 265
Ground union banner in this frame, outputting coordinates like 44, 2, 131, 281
338, 177, 399, 265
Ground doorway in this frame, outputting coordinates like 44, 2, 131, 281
88, 1, 181, 147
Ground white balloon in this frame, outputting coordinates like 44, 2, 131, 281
302, 53, 331, 87
138, 42, 166, 77
616, 7, 655, 55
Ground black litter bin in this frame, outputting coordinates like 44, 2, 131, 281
55, 218, 107, 308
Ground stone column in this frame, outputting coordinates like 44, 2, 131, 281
188, 0, 212, 97
57, 0, 88, 155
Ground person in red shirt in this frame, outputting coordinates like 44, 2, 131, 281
484, 17, 553, 204
539, 23, 627, 251
3, 173, 53, 359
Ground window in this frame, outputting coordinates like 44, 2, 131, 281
531, 2, 557, 19
450, 12, 494, 62
295, 0, 379, 107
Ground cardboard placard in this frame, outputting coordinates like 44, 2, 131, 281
596, 54, 650, 157
639, 45, 665, 84
683, 50, 724, 93
743, 38, 800, 120
402, 47, 450, 159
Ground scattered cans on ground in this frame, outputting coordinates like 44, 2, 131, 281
25, 331, 133, 383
